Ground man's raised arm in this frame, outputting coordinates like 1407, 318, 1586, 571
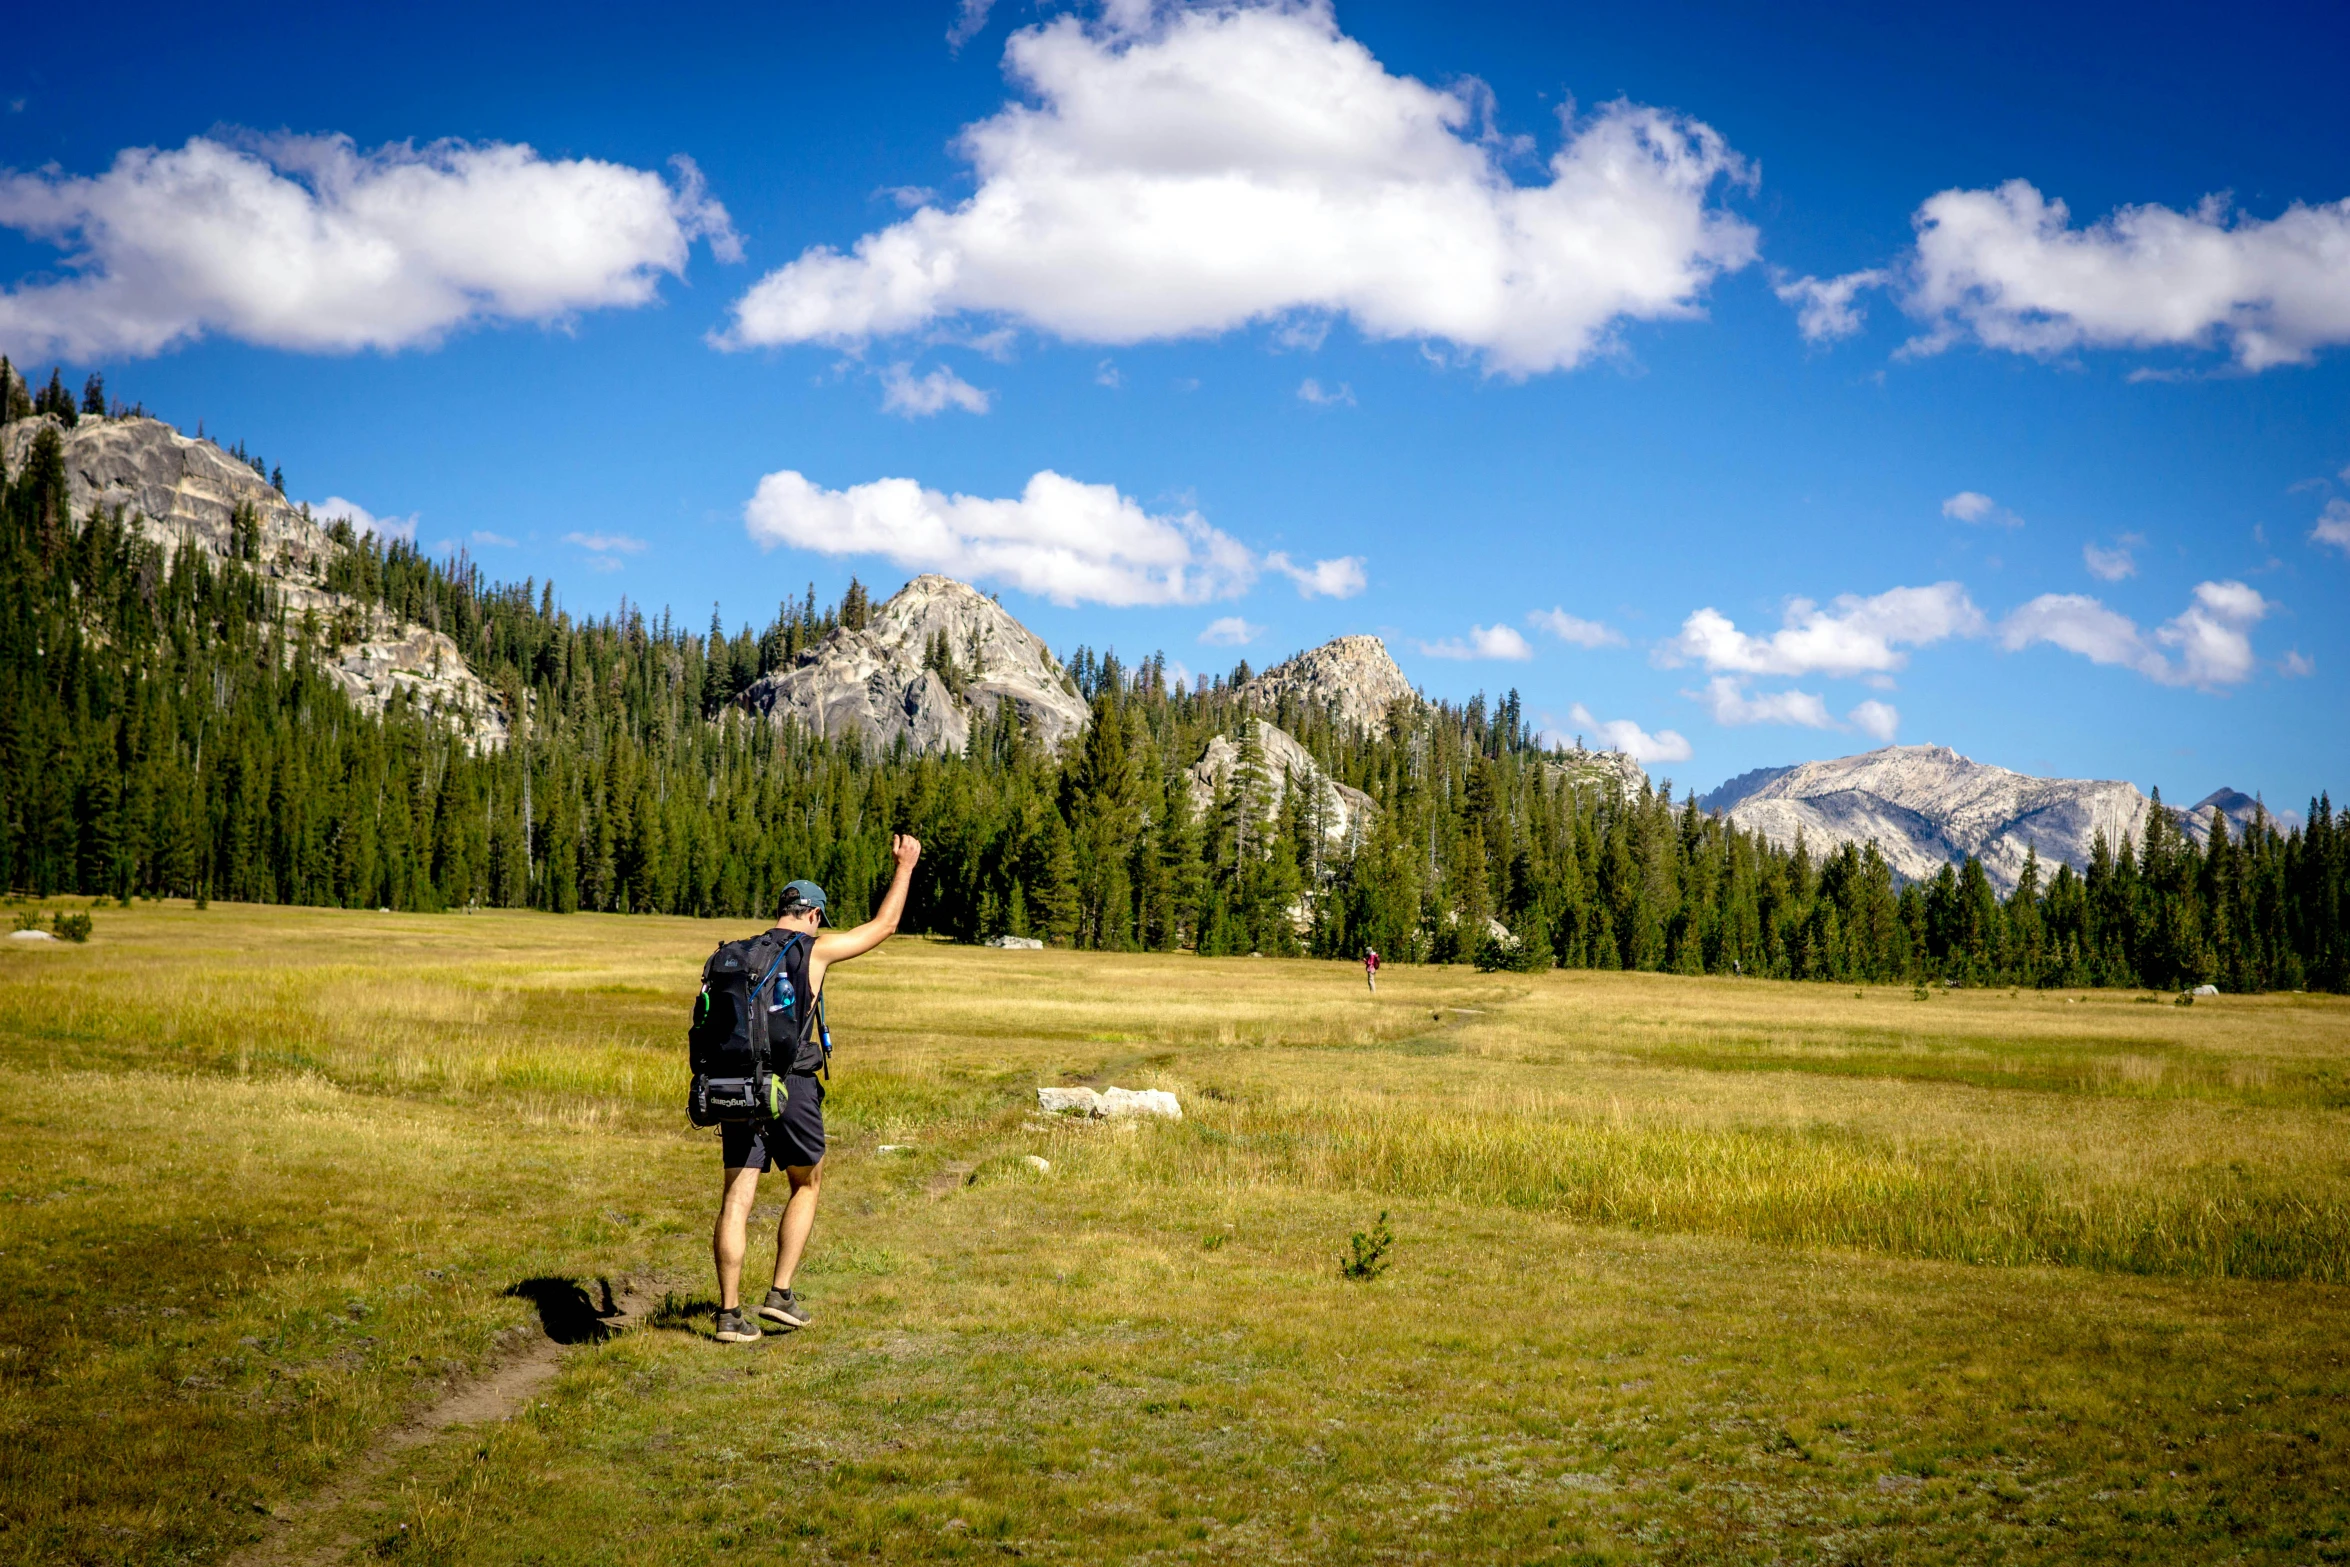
812, 834, 921, 967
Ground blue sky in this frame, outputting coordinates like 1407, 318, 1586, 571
2, 0, 2345, 807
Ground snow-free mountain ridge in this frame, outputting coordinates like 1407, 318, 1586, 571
1698, 745, 2288, 894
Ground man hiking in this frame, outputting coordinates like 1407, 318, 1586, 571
711, 833, 921, 1344
1364, 947, 1381, 993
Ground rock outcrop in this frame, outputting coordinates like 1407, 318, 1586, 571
740, 574, 1089, 754
1238, 634, 1418, 735
1698, 744, 2157, 894
2, 412, 340, 575
2, 414, 507, 749
1186, 719, 1375, 845
1546, 745, 1653, 800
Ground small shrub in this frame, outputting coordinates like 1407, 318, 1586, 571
2174, 991, 2195, 1008
1201, 1232, 1227, 1252
9, 910, 37, 933
1341, 1212, 1393, 1281
1910, 986, 1932, 1002
52, 911, 92, 943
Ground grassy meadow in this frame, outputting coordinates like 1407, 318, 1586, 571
2, 900, 2346, 1565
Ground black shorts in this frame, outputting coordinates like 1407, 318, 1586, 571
720, 1075, 825, 1171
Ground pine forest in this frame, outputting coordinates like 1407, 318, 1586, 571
2, 402, 2344, 994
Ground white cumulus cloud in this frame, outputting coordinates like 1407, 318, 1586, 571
1266, 551, 1366, 599
1660, 582, 1985, 678
312, 495, 415, 545
2314, 497, 2350, 554
880, 362, 993, 416
742, 468, 1256, 607
1199, 615, 1262, 646
0, 135, 739, 358
1848, 699, 1900, 742
1418, 624, 1534, 661
1774, 268, 1887, 343
1529, 606, 1624, 647
1565, 702, 1690, 764
719, 3, 1757, 374
1902, 179, 2350, 370
1999, 579, 2271, 688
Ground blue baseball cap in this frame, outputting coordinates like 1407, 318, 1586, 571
779, 879, 828, 917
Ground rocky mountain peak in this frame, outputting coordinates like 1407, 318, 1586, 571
1, 413, 507, 749
1701, 743, 2155, 894
1238, 633, 1418, 735
741, 574, 1089, 754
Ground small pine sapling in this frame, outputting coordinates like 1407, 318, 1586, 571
1340, 1211, 1393, 1281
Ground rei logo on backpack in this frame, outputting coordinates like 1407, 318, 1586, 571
686, 930, 818, 1127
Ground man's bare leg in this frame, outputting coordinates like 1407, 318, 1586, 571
771, 1161, 823, 1291
713, 1164, 763, 1310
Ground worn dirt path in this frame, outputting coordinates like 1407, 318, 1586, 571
227, 1277, 654, 1567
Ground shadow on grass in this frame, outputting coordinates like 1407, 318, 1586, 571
503, 1276, 625, 1344
649, 1291, 720, 1334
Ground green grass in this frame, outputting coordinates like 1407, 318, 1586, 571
2, 901, 2346, 1564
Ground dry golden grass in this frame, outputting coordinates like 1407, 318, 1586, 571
2, 900, 2346, 1564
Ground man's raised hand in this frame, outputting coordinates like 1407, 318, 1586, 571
891, 833, 923, 870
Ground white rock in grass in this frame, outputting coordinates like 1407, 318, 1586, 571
2189, 983, 2219, 997
1098, 1087, 1181, 1121
1023, 1155, 1051, 1173
7, 929, 58, 942
1036, 1086, 1101, 1116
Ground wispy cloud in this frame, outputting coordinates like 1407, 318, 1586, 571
1198, 616, 1262, 647
563, 530, 646, 554
1297, 377, 1355, 408
1418, 624, 1534, 661
1942, 491, 2022, 528
1529, 606, 1624, 648
880, 362, 991, 417
2083, 534, 2142, 581
1774, 268, 1888, 343
469, 530, 516, 548
1689, 676, 1836, 729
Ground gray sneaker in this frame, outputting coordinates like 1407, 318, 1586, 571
713, 1307, 761, 1343
757, 1288, 810, 1329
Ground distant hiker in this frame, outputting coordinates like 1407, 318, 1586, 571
1364, 947, 1381, 993
704, 834, 921, 1344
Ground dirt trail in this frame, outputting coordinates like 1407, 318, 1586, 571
228, 1277, 653, 1567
